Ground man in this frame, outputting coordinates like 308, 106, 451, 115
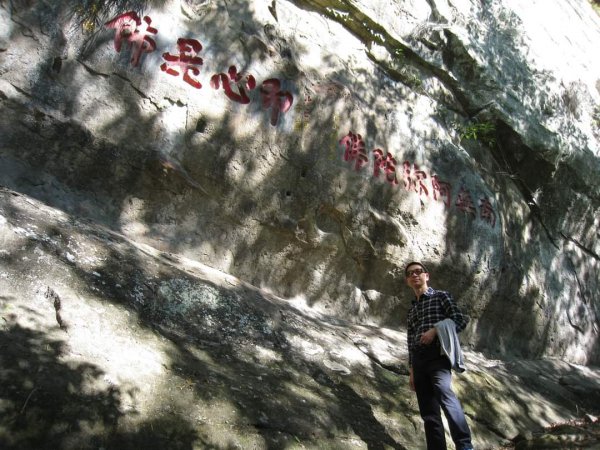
405, 261, 474, 450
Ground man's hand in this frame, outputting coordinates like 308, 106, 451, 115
419, 327, 437, 345
409, 367, 415, 391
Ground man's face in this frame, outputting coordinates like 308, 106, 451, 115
405, 264, 429, 289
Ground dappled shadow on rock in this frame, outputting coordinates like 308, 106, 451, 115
102, 416, 200, 450
143, 308, 416, 449
0, 321, 123, 449
311, 367, 407, 450
0, 188, 419, 448
0, 319, 199, 450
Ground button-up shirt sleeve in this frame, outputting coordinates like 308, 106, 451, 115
439, 290, 469, 332
406, 287, 469, 368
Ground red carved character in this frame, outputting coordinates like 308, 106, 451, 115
339, 132, 368, 171
455, 186, 476, 216
402, 161, 428, 196
479, 197, 496, 227
373, 149, 399, 185
402, 161, 414, 191
105, 11, 157, 67
431, 175, 452, 208
161, 38, 204, 89
210, 65, 256, 103
260, 79, 294, 126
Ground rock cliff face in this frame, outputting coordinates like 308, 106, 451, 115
2, 186, 600, 449
1, 0, 599, 367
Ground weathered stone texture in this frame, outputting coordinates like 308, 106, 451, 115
1, 0, 599, 363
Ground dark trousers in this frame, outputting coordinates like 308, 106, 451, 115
413, 346, 472, 450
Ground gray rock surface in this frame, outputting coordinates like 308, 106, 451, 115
1, 0, 599, 363
1, 187, 599, 449
0, 0, 600, 447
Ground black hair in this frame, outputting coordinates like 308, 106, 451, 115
404, 261, 429, 276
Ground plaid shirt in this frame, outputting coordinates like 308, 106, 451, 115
407, 287, 469, 366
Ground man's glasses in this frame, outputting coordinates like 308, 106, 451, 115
406, 268, 426, 277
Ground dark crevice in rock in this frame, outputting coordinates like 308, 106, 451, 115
464, 412, 509, 440
108, 71, 160, 109
291, 0, 473, 111
165, 96, 186, 107
492, 120, 560, 248
51, 56, 62, 73
468, 100, 496, 118
77, 59, 160, 110
365, 52, 425, 91
440, 28, 494, 99
76, 59, 110, 78
365, 51, 464, 115
567, 257, 590, 307
10, 16, 39, 42
351, 340, 408, 376
423, 0, 446, 23
561, 233, 600, 262
195, 116, 208, 133
566, 309, 586, 335
8, 82, 33, 98
564, 255, 600, 334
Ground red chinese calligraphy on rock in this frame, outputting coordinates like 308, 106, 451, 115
431, 175, 452, 208
161, 38, 203, 89
105, 11, 157, 67
373, 149, 398, 185
456, 186, 476, 216
402, 161, 414, 191
210, 65, 256, 103
260, 79, 293, 126
402, 161, 428, 196
339, 132, 368, 171
479, 197, 496, 227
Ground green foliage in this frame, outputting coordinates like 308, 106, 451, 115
71, 0, 150, 32
399, 67, 422, 88
459, 121, 496, 147
74, 1, 103, 32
